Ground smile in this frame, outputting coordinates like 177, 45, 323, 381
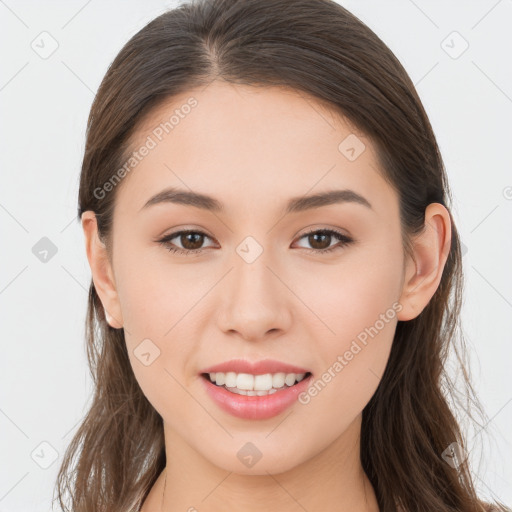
200, 371, 313, 420
203, 371, 310, 395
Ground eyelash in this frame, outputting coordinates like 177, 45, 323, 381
156, 227, 354, 256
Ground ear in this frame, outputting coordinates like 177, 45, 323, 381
81, 211, 124, 329
397, 203, 452, 321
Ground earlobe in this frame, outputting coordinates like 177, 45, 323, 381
81, 211, 124, 329
397, 203, 452, 322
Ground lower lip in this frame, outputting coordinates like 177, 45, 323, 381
200, 373, 313, 420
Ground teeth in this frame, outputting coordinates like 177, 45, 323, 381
272, 372, 286, 388
206, 371, 308, 391
236, 373, 255, 390
226, 387, 279, 396
284, 373, 297, 386
225, 372, 237, 388
255, 373, 273, 390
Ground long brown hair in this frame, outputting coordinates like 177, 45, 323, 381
54, 0, 509, 510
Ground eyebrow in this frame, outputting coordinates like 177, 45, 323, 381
140, 186, 373, 214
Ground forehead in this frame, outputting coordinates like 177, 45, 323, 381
116, 81, 398, 220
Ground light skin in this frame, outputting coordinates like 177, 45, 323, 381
82, 81, 451, 512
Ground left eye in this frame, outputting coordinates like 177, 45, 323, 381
157, 228, 354, 256
294, 228, 354, 253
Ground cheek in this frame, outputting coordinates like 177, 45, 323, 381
113, 248, 207, 415
114, 244, 203, 337
294, 242, 402, 411
293, 273, 400, 452
295, 241, 403, 346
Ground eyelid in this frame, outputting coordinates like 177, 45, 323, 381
295, 224, 352, 238
155, 225, 215, 240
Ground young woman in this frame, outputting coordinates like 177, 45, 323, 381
54, 0, 509, 511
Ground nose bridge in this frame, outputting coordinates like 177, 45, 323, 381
216, 240, 292, 339
234, 249, 274, 304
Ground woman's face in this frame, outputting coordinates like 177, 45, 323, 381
84, 81, 445, 474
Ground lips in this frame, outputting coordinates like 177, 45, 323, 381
200, 371, 314, 420
200, 358, 311, 375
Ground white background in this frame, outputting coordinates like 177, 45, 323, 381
0, 0, 511, 510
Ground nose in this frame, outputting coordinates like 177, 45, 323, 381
215, 252, 293, 342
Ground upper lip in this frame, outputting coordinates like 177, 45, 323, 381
200, 358, 311, 375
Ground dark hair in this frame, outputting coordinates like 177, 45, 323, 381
54, 0, 509, 511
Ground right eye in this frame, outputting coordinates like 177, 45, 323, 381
157, 229, 216, 256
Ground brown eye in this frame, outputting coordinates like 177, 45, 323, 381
295, 228, 354, 254
306, 232, 332, 250
178, 232, 205, 250
157, 230, 215, 255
